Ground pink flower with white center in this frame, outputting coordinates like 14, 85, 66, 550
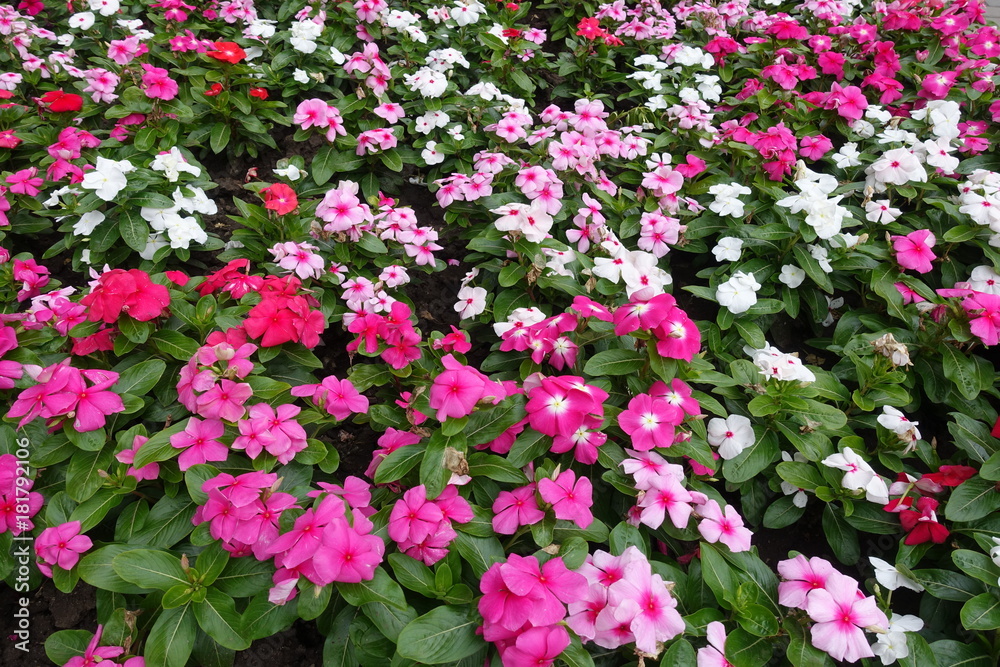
525, 376, 601, 438
806, 571, 888, 663
34, 521, 92, 577
604, 561, 685, 655
538, 470, 593, 528
777, 554, 836, 609
697, 499, 753, 552
621, 448, 685, 490
378, 264, 409, 287
404, 240, 443, 266
618, 393, 679, 451
640, 165, 683, 197
637, 474, 694, 530
706, 414, 755, 460
316, 186, 372, 232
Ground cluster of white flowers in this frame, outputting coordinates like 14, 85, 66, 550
628, 54, 669, 93
822, 447, 889, 504
669, 45, 713, 69
382, 8, 427, 42
910, 99, 961, 141
139, 185, 215, 255
746, 342, 816, 384
426, 48, 470, 72
708, 183, 752, 218
777, 162, 853, 239
716, 271, 760, 314
289, 18, 323, 53
957, 169, 1000, 236
449, 0, 487, 27
493, 306, 546, 338
404, 67, 449, 98
491, 200, 553, 244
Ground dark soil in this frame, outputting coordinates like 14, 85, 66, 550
1, 580, 97, 667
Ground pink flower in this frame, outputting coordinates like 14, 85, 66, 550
35, 521, 92, 577
170, 417, 228, 470
697, 621, 732, 667
291, 376, 369, 421
964, 292, 1000, 346
492, 484, 545, 534
313, 517, 384, 583
366, 428, 422, 478
141, 64, 178, 100
799, 134, 832, 160
777, 554, 836, 609
637, 474, 693, 530
697, 500, 752, 552
64, 626, 124, 667
6, 167, 43, 196
116, 435, 160, 481
388, 485, 445, 545
618, 393, 681, 451
429, 354, 505, 421
196, 379, 253, 421
501, 625, 570, 667
55, 369, 125, 433
891, 229, 936, 274
538, 470, 593, 528
806, 572, 888, 663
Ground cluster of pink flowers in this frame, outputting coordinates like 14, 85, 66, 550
45, 126, 100, 182
346, 301, 423, 369
500, 311, 580, 371
388, 484, 472, 565
525, 374, 608, 463
618, 380, 701, 451
479, 554, 586, 667
12, 258, 50, 302
231, 403, 309, 464
616, 292, 701, 361
492, 469, 594, 536
177, 339, 257, 418
244, 276, 326, 348
80, 268, 171, 324
60, 625, 144, 667
265, 479, 385, 602
7, 361, 124, 432
343, 42, 391, 96
0, 324, 23, 389
292, 98, 347, 140
270, 241, 325, 280
935, 287, 1000, 346
778, 555, 888, 663
193, 472, 298, 558
568, 546, 684, 655
0, 454, 42, 536
34, 520, 92, 577
115, 434, 160, 482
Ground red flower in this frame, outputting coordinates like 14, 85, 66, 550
206, 41, 246, 64
576, 17, 607, 40
40, 90, 83, 113
898, 497, 949, 545
502, 28, 522, 39
262, 183, 298, 215
80, 269, 171, 324
0, 130, 21, 149
249, 87, 268, 100
164, 271, 189, 286
204, 83, 224, 97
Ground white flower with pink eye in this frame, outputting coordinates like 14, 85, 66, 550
454, 286, 487, 320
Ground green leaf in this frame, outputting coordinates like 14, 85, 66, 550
120, 209, 150, 253
467, 453, 528, 485
210, 122, 231, 153
783, 619, 832, 667
133, 419, 189, 468
724, 627, 773, 667
112, 549, 188, 591
898, 633, 936, 667
116, 359, 167, 396
195, 542, 230, 586
389, 553, 439, 597
357, 232, 389, 254
452, 532, 505, 578
151, 330, 200, 361
374, 444, 426, 484
776, 461, 825, 490
338, 566, 408, 609
362, 601, 418, 643
380, 148, 404, 172
78, 545, 152, 594
465, 394, 526, 447
194, 589, 250, 650
946, 476, 1000, 522
145, 604, 197, 667
722, 428, 778, 483
213, 557, 273, 598
737, 602, 779, 637
396, 606, 485, 664
419, 431, 451, 499
941, 345, 980, 400
583, 349, 647, 376
131, 496, 196, 548
700, 543, 735, 609
242, 593, 298, 640
560, 635, 595, 667
70, 489, 119, 532
507, 429, 549, 468
762, 496, 805, 530
929, 640, 993, 667
66, 448, 114, 503
45, 630, 92, 666
822, 505, 859, 565
913, 569, 984, 601
660, 639, 697, 667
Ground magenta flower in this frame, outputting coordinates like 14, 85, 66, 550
501, 625, 570, 667
292, 376, 369, 421
501, 554, 588, 627
6, 167, 43, 196
608, 572, 685, 655
429, 357, 487, 421
46, 368, 125, 432
806, 571, 888, 663
35, 521, 92, 577
170, 417, 228, 471
697, 500, 753, 552
492, 484, 545, 534
141, 64, 178, 100
64, 626, 124, 667
891, 229, 936, 274
538, 470, 594, 528
618, 393, 679, 451
964, 291, 1000, 346
115, 434, 160, 481
637, 474, 694, 530
388, 485, 445, 545
196, 379, 253, 421
313, 518, 384, 584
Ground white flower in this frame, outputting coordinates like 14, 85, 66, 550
274, 164, 304, 181
292, 69, 309, 84
707, 415, 754, 460
822, 447, 889, 503
778, 265, 806, 288
421, 141, 445, 165
923, 138, 960, 173
865, 199, 901, 224
150, 147, 200, 182
712, 237, 743, 262
69, 12, 95, 29
866, 147, 927, 191
872, 614, 924, 666
716, 271, 760, 314
404, 67, 448, 98
831, 142, 863, 169
139, 234, 169, 261
88, 0, 119, 16
80, 249, 91, 264
620, 250, 671, 298
989, 537, 1000, 567
247, 19, 277, 39
81, 157, 132, 201
708, 183, 752, 217
493, 306, 546, 337
491, 200, 552, 243
746, 343, 816, 384
852, 119, 876, 138
73, 210, 105, 236
451, 0, 486, 26
808, 245, 833, 273
780, 452, 809, 508
968, 266, 1000, 294
869, 557, 924, 592
877, 406, 921, 450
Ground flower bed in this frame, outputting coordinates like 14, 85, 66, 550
2, 0, 1000, 666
